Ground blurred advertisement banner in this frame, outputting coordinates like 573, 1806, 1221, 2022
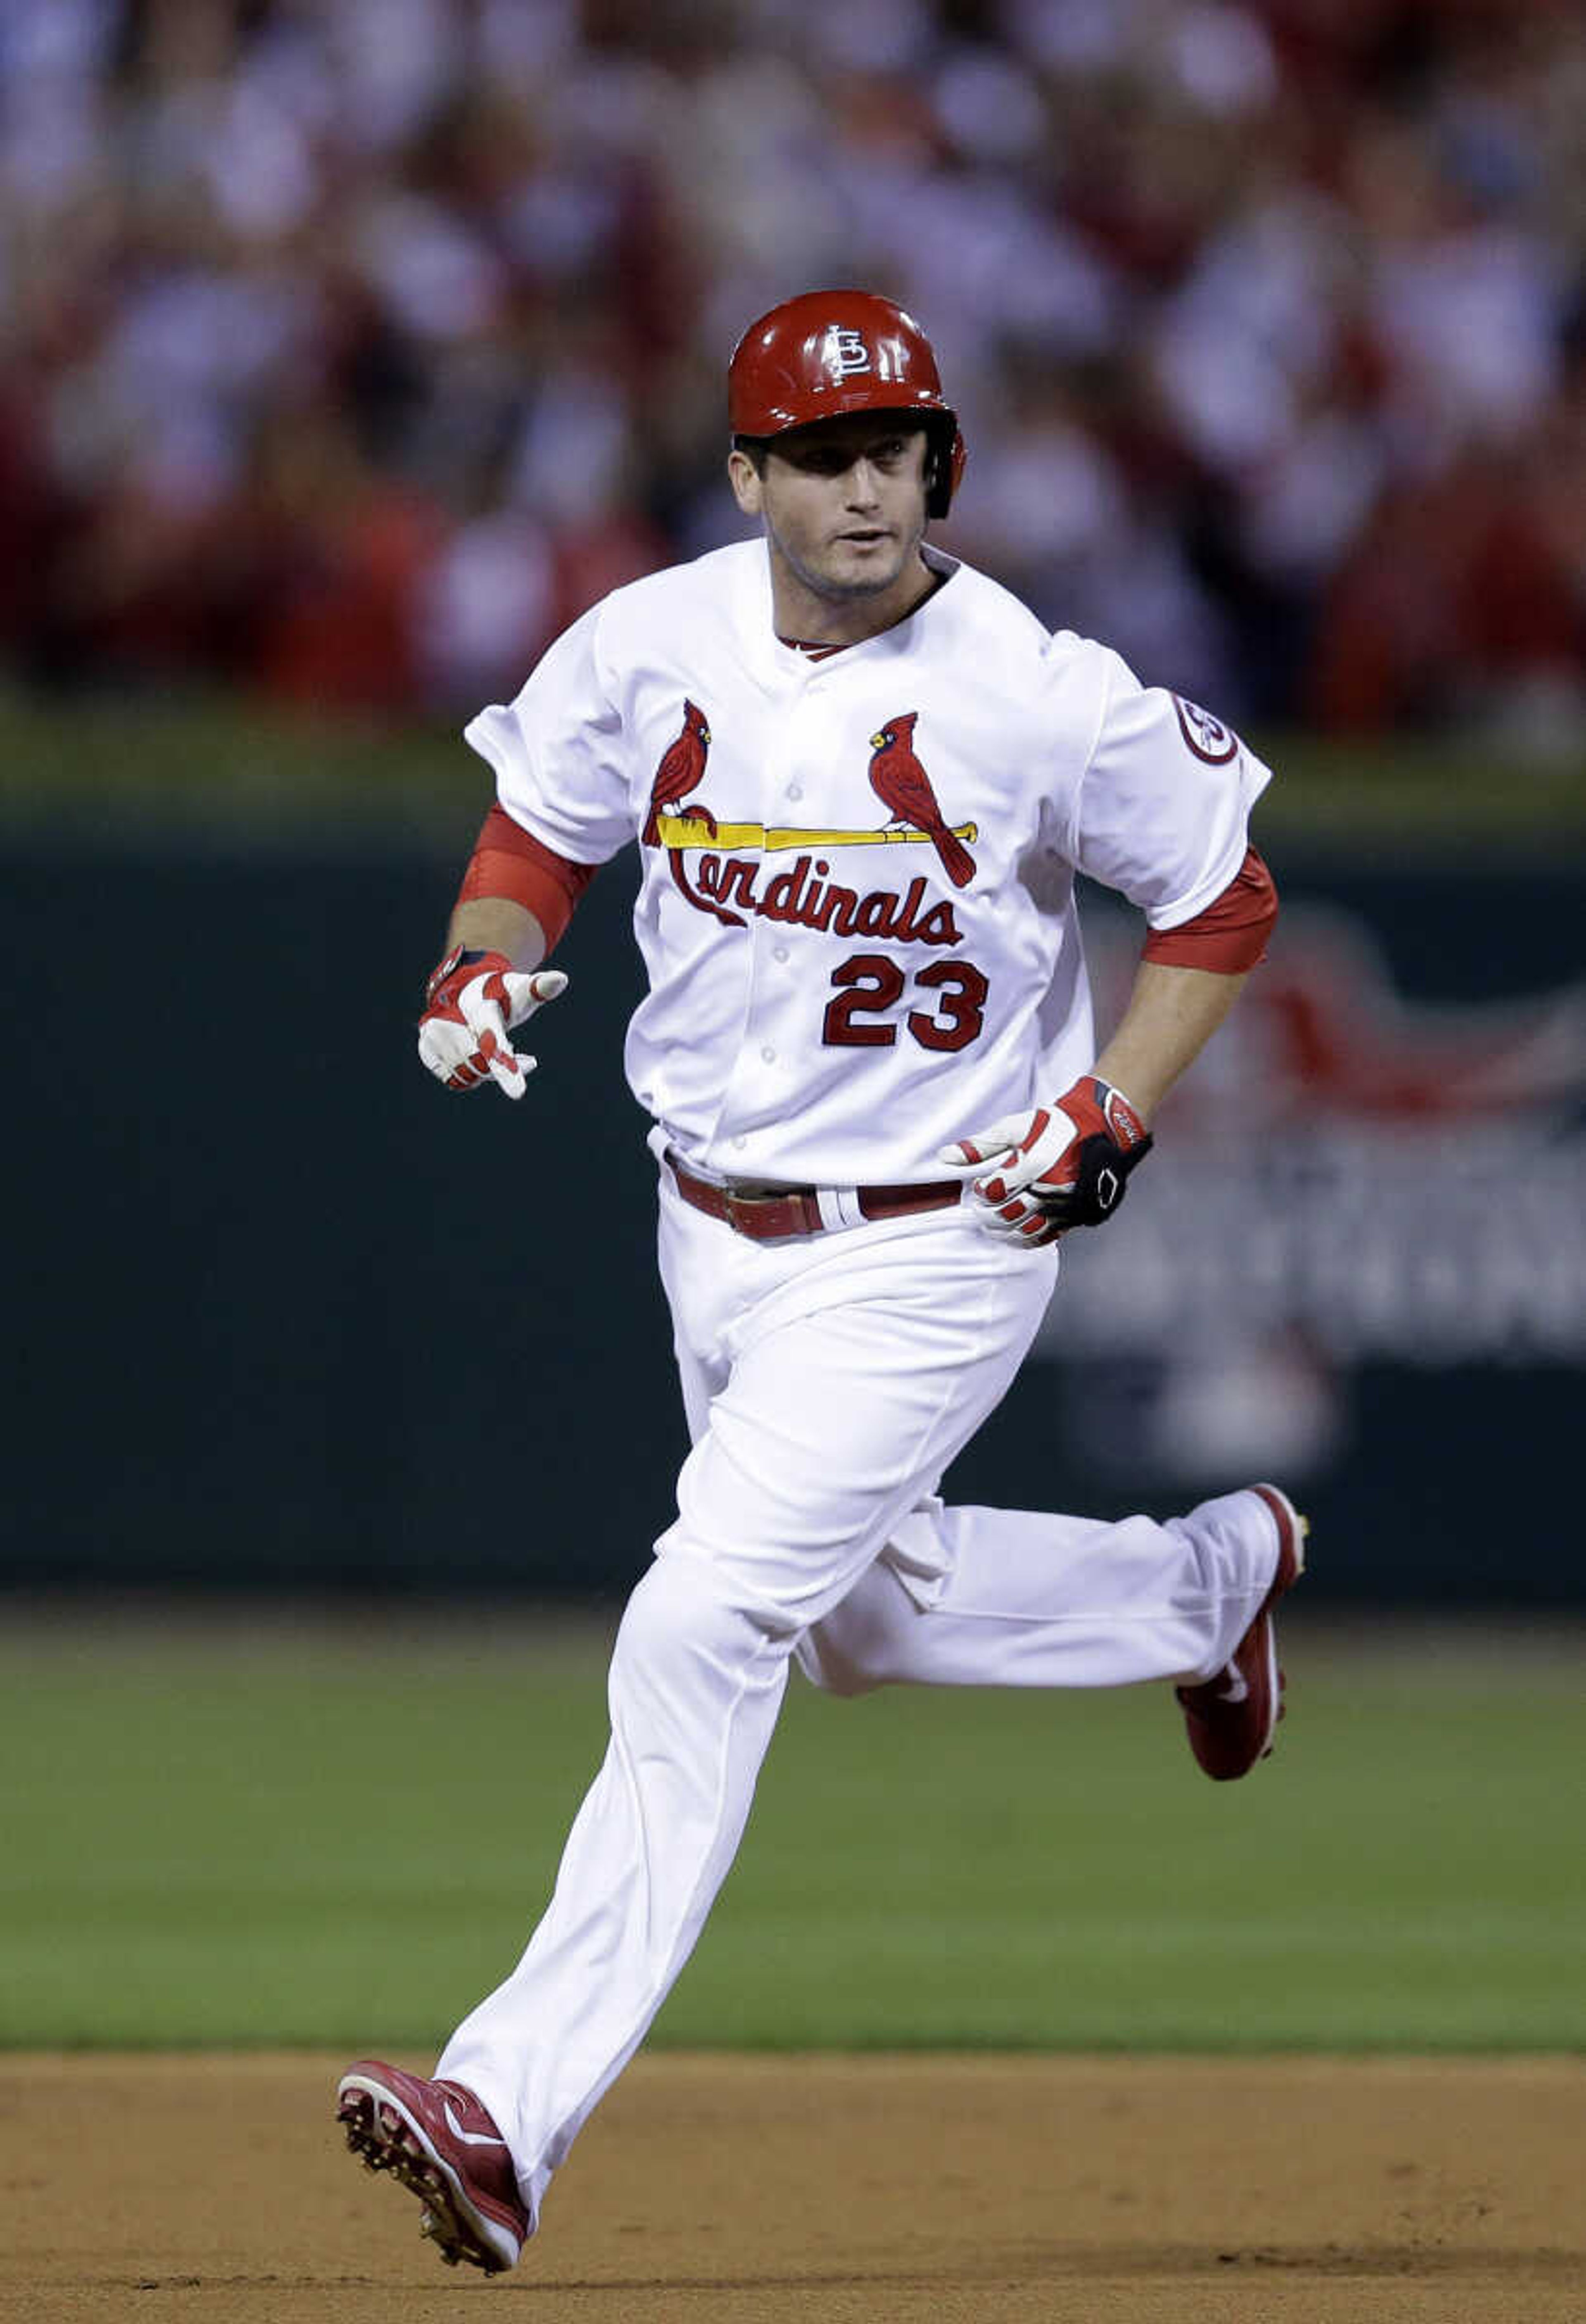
1035, 887, 1586, 1488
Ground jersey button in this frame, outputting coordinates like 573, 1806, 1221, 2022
773, 943, 789, 962
786, 782, 803, 801
760, 1044, 776, 1063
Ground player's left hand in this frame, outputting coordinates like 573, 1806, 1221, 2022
417, 945, 568, 1099
938, 1074, 1154, 1244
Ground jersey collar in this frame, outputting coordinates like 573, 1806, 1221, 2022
743, 543, 959, 687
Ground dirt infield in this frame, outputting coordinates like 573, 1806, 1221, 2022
2, 2052, 1580, 2322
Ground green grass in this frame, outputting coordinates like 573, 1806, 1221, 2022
2, 1611, 1581, 2050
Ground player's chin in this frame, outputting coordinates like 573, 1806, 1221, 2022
821, 539, 905, 592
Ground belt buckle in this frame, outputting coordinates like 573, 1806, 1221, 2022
722, 1188, 758, 1235
721, 1181, 800, 1238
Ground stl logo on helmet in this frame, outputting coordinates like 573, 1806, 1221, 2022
826, 326, 872, 377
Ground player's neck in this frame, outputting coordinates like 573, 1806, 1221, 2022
765, 544, 939, 652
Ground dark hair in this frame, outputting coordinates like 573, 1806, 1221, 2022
731, 417, 943, 494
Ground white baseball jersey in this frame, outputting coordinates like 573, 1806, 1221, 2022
465, 539, 1270, 1187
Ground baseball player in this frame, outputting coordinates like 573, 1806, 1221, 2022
337, 290, 1305, 2273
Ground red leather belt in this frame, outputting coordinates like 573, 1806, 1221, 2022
665, 1151, 961, 1243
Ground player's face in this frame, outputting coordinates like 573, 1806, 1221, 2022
729, 417, 932, 611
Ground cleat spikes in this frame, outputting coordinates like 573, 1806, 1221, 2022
335, 2059, 528, 2274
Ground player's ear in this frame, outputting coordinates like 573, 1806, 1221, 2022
728, 446, 764, 518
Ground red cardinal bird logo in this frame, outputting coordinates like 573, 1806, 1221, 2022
643, 699, 714, 848
867, 713, 975, 889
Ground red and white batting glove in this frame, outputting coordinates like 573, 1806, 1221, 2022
417, 946, 568, 1099
938, 1075, 1153, 1245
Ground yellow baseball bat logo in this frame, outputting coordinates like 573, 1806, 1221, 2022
655, 816, 979, 853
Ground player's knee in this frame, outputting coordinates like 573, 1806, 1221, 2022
613, 1552, 789, 1682
615, 1554, 719, 1661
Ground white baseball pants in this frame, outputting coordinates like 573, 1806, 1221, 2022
437, 1176, 1285, 2229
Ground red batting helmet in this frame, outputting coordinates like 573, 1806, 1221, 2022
728, 290, 966, 518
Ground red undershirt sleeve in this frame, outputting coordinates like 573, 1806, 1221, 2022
1140, 844, 1278, 972
455, 804, 598, 955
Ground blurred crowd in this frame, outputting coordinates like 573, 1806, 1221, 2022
2, 0, 1583, 740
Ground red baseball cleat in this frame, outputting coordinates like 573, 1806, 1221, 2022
336, 2058, 528, 2273
1176, 1484, 1308, 1781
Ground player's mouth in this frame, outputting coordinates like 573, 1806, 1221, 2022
835, 527, 891, 548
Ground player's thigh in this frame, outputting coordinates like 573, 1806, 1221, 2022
660, 1228, 1053, 1630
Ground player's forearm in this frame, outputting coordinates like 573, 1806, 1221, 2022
1091, 959, 1248, 1125
444, 897, 549, 972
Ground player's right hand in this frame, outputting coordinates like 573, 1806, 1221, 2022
417, 945, 568, 1099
